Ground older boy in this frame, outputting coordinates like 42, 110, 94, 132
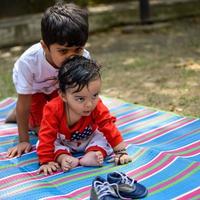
7, 2, 90, 158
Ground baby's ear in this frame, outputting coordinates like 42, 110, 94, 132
58, 90, 67, 102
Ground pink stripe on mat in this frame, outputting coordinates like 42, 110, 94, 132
0, 127, 18, 136
126, 118, 197, 144
0, 98, 15, 108
149, 163, 199, 193
175, 187, 200, 200
117, 110, 156, 126
43, 186, 91, 200
120, 112, 173, 135
165, 141, 200, 157
128, 153, 177, 181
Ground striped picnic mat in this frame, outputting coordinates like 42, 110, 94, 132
0, 97, 199, 200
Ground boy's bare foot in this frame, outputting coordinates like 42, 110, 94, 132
80, 151, 104, 166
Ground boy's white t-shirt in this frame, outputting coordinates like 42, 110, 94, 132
13, 43, 90, 95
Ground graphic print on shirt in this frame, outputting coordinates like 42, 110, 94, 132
34, 76, 58, 93
71, 126, 93, 141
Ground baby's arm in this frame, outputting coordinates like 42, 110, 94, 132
93, 99, 132, 165
7, 94, 32, 158
113, 142, 132, 165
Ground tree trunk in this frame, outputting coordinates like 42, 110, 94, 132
139, 0, 151, 24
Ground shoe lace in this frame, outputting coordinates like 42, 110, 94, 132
95, 181, 118, 199
120, 173, 135, 186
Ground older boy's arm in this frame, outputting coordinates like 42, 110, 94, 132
7, 94, 32, 157
17, 94, 31, 142
113, 141, 132, 165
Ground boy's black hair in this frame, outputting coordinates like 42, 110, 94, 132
58, 56, 101, 93
41, 3, 88, 47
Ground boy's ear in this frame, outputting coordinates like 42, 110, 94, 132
40, 40, 48, 51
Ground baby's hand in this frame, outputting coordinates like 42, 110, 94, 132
38, 161, 60, 176
115, 154, 132, 165
7, 142, 32, 158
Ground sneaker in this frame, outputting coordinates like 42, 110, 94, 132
107, 171, 148, 199
90, 176, 120, 200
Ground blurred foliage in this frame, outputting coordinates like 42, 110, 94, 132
0, 0, 53, 18
86, 0, 132, 6
0, 0, 132, 19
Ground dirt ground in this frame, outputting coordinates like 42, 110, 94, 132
0, 16, 200, 117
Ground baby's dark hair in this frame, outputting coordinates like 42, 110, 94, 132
41, 3, 88, 47
58, 56, 101, 93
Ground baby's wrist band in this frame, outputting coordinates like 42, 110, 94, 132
114, 148, 127, 155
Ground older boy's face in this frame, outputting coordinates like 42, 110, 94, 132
41, 41, 84, 68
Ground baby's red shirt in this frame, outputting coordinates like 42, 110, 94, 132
37, 96, 123, 164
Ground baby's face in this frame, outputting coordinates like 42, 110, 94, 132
43, 43, 83, 68
61, 78, 101, 118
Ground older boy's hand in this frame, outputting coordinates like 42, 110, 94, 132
7, 142, 32, 158
38, 162, 60, 176
115, 154, 132, 165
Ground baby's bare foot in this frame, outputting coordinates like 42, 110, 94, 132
80, 151, 104, 166
95, 151, 104, 166
59, 155, 79, 172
